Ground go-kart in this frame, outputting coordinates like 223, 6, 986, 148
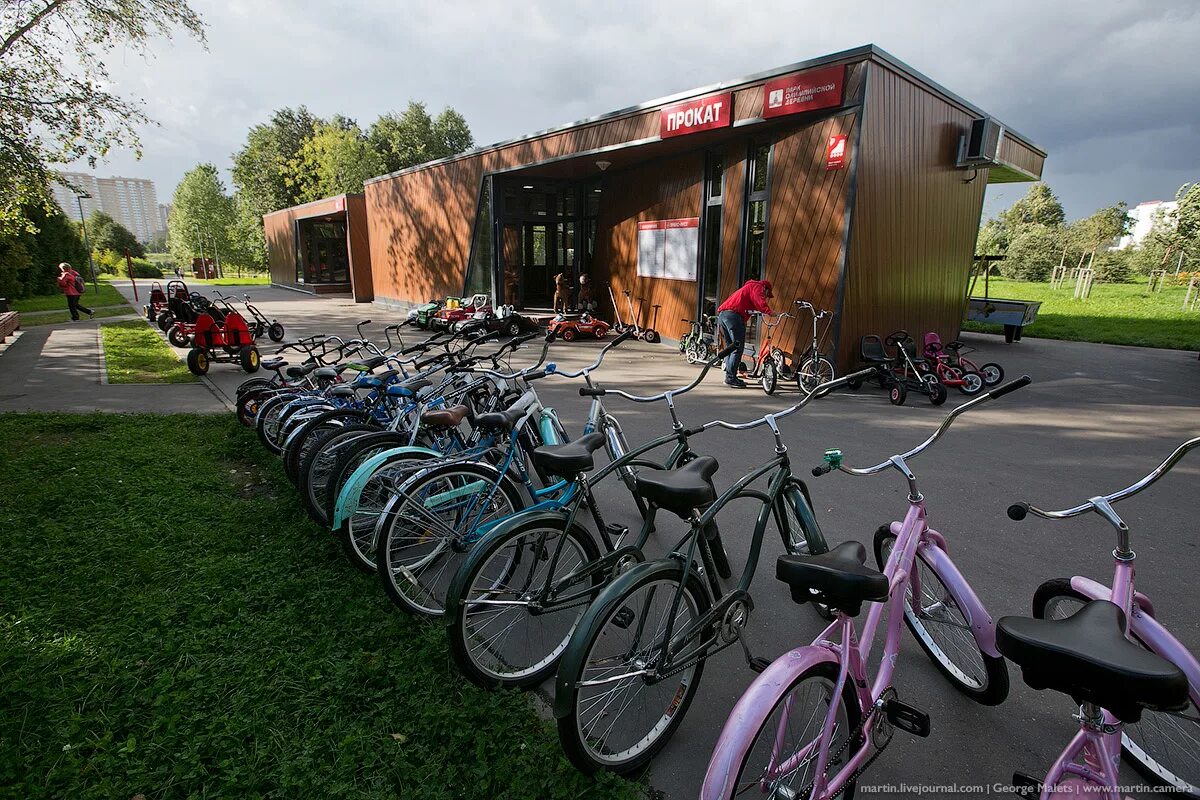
153, 280, 191, 331
547, 313, 610, 341
429, 293, 490, 332
846, 330, 947, 406
406, 298, 445, 329
452, 305, 538, 337
186, 310, 260, 375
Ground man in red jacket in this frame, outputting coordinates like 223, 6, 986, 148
57, 262, 95, 321
716, 279, 774, 387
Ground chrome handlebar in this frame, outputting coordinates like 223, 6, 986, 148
583, 343, 738, 403
701, 367, 877, 432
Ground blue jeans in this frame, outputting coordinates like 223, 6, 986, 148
717, 310, 745, 381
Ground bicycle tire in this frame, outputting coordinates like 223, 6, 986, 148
299, 425, 381, 524
323, 431, 416, 526
446, 515, 603, 688
554, 558, 711, 775
336, 449, 438, 573
873, 526, 1008, 705
254, 393, 301, 454
1033, 579, 1200, 797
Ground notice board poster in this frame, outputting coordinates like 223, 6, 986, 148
637, 218, 699, 281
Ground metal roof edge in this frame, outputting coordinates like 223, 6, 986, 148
263, 193, 363, 218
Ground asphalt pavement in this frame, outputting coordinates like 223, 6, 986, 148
99, 282, 1200, 796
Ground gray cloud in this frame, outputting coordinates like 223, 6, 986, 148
81, 0, 1199, 220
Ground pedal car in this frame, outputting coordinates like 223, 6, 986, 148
406, 298, 444, 329
186, 310, 260, 375
154, 280, 191, 331
547, 313, 610, 341
845, 330, 946, 406
430, 294, 489, 332
453, 305, 539, 337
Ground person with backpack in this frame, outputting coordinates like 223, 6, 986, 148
57, 262, 95, 321
716, 278, 775, 388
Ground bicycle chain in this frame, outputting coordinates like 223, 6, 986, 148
794, 687, 896, 800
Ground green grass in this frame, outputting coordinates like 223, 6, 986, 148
964, 278, 1200, 350
100, 321, 196, 384
0, 414, 644, 800
21, 306, 137, 327
12, 283, 128, 313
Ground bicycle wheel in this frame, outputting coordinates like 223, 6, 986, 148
710, 661, 861, 800
1034, 579, 1200, 797
978, 362, 1004, 386
338, 451, 433, 573
324, 432, 414, 526
284, 410, 365, 485
796, 355, 835, 393
254, 393, 301, 454
376, 463, 526, 617
300, 425, 378, 524
447, 516, 602, 688
873, 527, 1008, 705
761, 360, 779, 395
555, 559, 711, 775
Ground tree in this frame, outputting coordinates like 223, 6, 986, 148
288, 123, 385, 203
87, 210, 144, 257
231, 106, 321, 216
0, 0, 205, 235
1002, 182, 1066, 230
1002, 225, 1064, 281
368, 102, 475, 174
168, 164, 242, 275
0, 203, 87, 298
1172, 182, 1200, 258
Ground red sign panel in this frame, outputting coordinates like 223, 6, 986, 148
763, 65, 845, 119
637, 218, 700, 231
660, 92, 732, 139
826, 134, 848, 170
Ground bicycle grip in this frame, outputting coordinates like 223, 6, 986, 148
360, 319, 372, 326
524, 369, 547, 381
988, 375, 1032, 400
811, 464, 834, 477
683, 425, 706, 437
544, 329, 557, 343
579, 386, 606, 397
1007, 503, 1029, 521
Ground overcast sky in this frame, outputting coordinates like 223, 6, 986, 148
83, 0, 1199, 221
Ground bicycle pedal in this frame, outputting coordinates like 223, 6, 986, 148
884, 699, 930, 737
1010, 772, 1041, 798
747, 657, 770, 674
611, 606, 635, 629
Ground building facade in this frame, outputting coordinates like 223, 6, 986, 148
1116, 200, 1178, 250
264, 194, 374, 301
52, 172, 162, 244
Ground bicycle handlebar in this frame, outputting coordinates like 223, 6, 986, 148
701, 366, 877, 433
579, 342, 738, 403
1008, 435, 1200, 523
821, 375, 1031, 477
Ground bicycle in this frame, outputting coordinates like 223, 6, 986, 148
443, 345, 736, 689
999, 438, 1199, 798
698, 376, 1032, 799
789, 301, 836, 394
550, 367, 878, 775
736, 311, 793, 394
680, 315, 718, 364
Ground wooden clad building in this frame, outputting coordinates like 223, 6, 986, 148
288, 45, 1045, 366
265, 194, 373, 302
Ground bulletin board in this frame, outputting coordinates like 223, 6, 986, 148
636, 218, 699, 281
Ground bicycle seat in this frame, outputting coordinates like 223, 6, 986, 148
262, 357, 287, 370
357, 355, 388, 370
775, 541, 889, 617
285, 364, 314, 379
997, 601, 1188, 723
859, 335, 890, 364
329, 385, 359, 399
474, 407, 526, 432
386, 376, 432, 398
314, 366, 342, 381
421, 404, 469, 428
634, 456, 719, 519
532, 432, 607, 477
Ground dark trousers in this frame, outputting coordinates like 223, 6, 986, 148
67, 295, 93, 320
717, 310, 745, 381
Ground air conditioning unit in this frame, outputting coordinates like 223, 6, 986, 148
957, 117, 1004, 167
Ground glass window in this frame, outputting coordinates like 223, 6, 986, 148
751, 145, 770, 193
707, 156, 724, 201
464, 176, 493, 298
741, 142, 773, 283
745, 201, 766, 282
700, 152, 724, 317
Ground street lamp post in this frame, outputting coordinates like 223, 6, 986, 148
75, 193, 100, 294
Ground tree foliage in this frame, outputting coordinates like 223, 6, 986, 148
0, 204, 88, 298
168, 164, 252, 274
86, 210, 144, 258
1003, 225, 1064, 281
0, 0, 205, 235
368, 102, 475, 175
288, 123, 385, 204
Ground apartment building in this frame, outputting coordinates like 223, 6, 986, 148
52, 172, 162, 244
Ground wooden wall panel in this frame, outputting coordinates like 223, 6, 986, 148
996, 136, 1045, 179
841, 63, 991, 368
345, 195, 373, 302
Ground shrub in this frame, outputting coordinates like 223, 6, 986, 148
128, 258, 164, 278
1092, 251, 1133, 283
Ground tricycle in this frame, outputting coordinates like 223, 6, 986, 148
847, 330, 947, 406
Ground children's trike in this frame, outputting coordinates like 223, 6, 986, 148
846, 330, 947, 406
186, 310, 261, 375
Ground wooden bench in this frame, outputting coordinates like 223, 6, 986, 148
0, 311, 20, 343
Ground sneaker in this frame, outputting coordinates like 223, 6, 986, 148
88, 310, 95, 319
725, 377, 748, 388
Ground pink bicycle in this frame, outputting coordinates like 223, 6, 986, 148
1000, 438, 1199, 798
700, 376, 1031, 800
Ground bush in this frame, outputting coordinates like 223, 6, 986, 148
128, 258, 163, 278
1002, 225, 1063, 281
93, 250, 163, 278
1092, 251, 1133, 283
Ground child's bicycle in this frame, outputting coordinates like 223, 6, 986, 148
699, 376, 1031, 799
680, 315, 718, 364
1001, 438, 1199, 799
923, 332, 999, 394
792, 301, 836, 393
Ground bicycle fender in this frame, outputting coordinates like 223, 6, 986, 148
917, 541, 1001, 658
332, 445, 442, 529
699, 645, 841, 800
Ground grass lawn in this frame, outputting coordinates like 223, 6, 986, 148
964, 278, 1200, 351
12, 283, 128, 313
22, 307, 138, 327
0, 415, 643, 800
100, 321, 196, 384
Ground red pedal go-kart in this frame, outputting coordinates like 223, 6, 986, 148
430, 293, 490, 332
547, 313, 610, 341
186, 310, 260, 375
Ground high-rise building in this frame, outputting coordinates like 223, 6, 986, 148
51, 172, 161, 244
1116, 200, 1179, 250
